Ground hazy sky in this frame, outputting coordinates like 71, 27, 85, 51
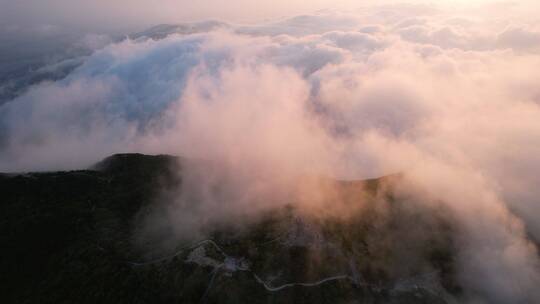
2, 0, 538, 31
1, 0, 363, 31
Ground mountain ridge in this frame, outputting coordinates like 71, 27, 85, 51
1, 153, 457, 303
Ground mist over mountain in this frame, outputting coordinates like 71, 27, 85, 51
1, 153, 458, 303
1, 1, 540, 303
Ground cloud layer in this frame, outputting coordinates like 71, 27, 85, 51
1, 2, 540, 303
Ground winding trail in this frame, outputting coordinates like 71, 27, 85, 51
252, 273, 354, 292
127, 238, 361, 293
126, 237, 440, 297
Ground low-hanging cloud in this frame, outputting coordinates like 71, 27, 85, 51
1, 3, 540, 303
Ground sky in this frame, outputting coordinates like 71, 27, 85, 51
1, 0, 539, 31
1, 1, 540, 303
2, 0, 367, 31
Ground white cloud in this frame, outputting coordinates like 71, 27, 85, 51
2, 4, 540, 302
497, 26, 540, 50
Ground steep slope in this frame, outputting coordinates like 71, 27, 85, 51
0, 154, 458, 303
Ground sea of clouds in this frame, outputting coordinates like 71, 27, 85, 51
1, 2, 540, 303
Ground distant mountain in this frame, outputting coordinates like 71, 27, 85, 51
130, 21, 230, 40
0, 21, 226, 106
0, 28, 117, 106
0, 154, 459, 303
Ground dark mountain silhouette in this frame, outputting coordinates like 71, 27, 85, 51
1, 154, 459, 303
